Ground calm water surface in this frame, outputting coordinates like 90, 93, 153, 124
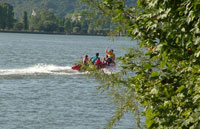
0, 33, 140, 129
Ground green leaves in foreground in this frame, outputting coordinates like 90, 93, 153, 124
83, 0, 200, 129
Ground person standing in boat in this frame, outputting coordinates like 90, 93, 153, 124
105, 47, 115, 62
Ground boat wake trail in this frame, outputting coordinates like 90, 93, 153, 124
0, 64, 84, 76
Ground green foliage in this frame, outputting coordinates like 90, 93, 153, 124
0, 2, 14, 29
0, 0, 129, 35
64, 18, 72, 33
84, 48, 143, 129
0, 0, 81, 19
14, 22, 23, 30
83, 0, 200, 129
23, 11, 29, 30
29, 9, 59, 32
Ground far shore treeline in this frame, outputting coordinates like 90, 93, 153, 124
0, 2, 112, 35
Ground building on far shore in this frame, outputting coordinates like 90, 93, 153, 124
32, 10, 36, 16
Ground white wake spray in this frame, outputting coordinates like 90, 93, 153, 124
0, 64, 84, 76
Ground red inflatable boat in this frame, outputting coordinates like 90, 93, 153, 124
72, 63, 116, 71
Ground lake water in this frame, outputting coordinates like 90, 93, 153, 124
0, 33, 139, 129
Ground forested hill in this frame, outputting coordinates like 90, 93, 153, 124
0, 0, 81, 19
0, 0, 137, 19
0, 0, 137, 35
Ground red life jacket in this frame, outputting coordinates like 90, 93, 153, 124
95, 59, 101, 65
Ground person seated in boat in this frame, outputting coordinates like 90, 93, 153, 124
91, 53, 99, 64
102, 55, 110, 64
83, 55, 89, 65
107, 57, 113, 66
102, 56, 107, 65
95, 57, 102, 66
105, 47, 115, 62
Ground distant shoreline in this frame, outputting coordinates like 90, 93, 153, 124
0, 30, 66, 35
0, 30, 109, 36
